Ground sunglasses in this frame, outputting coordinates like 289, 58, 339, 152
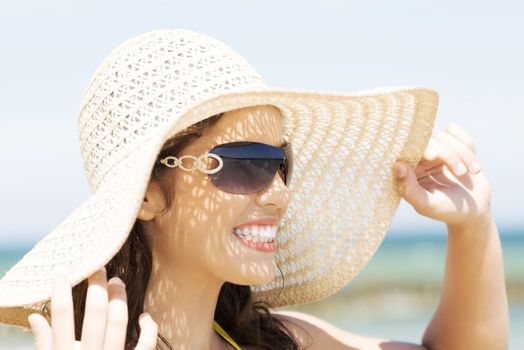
159, 141, 293, 194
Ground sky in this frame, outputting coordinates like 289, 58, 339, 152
0, 0, 523, 245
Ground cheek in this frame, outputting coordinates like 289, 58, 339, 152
169, 175, 276, 282
171, 186, 250, 255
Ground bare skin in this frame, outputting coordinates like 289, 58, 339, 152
136, 105, 290, 349
273, 125, 509, 349
27, 106, 509, 349
27, 270, 158, 350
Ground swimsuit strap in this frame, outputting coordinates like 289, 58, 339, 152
213, 320, 242, 350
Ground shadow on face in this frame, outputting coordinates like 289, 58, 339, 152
140, 104, 291, 288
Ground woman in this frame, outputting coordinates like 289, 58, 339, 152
0, 29, 508, 349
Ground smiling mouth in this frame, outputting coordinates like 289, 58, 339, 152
231, 225, 277, 252
232, 234, 277, 252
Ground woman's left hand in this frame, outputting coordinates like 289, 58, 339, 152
394, 123, 493, 228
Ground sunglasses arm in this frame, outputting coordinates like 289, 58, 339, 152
159, 153, 223, 174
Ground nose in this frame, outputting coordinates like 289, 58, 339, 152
255, 172, 290, 211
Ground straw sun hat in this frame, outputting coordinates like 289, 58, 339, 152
0, 28, 438, 329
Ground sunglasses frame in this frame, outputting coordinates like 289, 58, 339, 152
159, 141, 292, 193
160, 152, 224, 174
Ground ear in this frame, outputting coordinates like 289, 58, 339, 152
137, 181, 166, 221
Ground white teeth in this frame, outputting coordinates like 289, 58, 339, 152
233, 225, 277, 243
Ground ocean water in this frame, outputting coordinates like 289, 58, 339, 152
0, 228, 522, 349
285, 229, 524, 349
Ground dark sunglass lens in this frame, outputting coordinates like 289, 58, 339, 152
212, 158, 278, 194
208, 142, 284, 194
281, 142, 293, 185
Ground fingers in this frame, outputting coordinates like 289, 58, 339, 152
103, 277, 129, 350
429, 136, 470, 176
395, 163, 432, 215
28, 313, 52, 350
134, 313, 159, 350
423, 144, 438, 161
81, 268, 109, 350
46, 268, 155, 350
395, 162, 458, 219
418, 124, 482, 179
433, 130, 481, 175
51, 273, 76, 349
394, 122, 482, 219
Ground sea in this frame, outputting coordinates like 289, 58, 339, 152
0, 228, 522, 349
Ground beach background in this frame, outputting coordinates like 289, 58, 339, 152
1, 228, 523, 349
1, 0, 523, 349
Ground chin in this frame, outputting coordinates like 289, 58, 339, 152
231, 261, 278, 286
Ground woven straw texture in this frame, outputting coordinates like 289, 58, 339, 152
0, 29, 439, 330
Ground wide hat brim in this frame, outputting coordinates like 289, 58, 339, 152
0, 86, 438, 329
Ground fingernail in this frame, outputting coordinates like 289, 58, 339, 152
109, 277, 125, 286
470, 160, 482, 173
425, 147, 437, 158
27, 314, 36, 329
139, 312, 151, 321
396, 164, 407, 179
455, 163, 466, 175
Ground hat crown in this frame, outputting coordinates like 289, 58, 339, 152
77, 29, 268, 192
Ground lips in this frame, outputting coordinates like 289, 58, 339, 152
233, 233, 277, 253
231, 223, 278, 252
234, 217, 278, 228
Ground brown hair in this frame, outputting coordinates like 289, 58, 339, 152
70, 112, 307, 349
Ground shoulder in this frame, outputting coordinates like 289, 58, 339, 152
272, 310, 429, 350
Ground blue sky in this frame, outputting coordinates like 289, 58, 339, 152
0, 0, 522, 245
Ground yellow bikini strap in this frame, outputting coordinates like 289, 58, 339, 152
213, 320, 242, 350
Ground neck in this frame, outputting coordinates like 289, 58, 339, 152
143, 254, 229, 350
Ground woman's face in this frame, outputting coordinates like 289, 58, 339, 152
140, 105, 290, 286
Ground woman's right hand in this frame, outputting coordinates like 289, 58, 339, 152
27, 267, 158, 349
